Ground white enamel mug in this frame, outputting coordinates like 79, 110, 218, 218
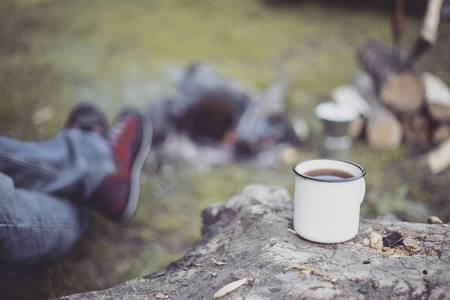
293, 159, 366, 243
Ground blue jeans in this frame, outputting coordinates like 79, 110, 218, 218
0, 129, 115, 266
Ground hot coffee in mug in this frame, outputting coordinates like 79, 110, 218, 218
303, 168, 353, 180
293, 159, 366, 243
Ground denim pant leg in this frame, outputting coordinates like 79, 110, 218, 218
0, 172, 90, 266
0, 129, 116, 265
0, 129, 116, 201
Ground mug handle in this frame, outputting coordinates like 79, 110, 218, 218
360, 178, 366, 204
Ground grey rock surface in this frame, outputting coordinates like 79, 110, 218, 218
60, 184, 450, 300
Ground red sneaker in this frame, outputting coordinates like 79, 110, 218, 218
91, 110, 152, 223
65, 103, 108, 136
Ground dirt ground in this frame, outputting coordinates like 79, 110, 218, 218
1, 0, 449, 299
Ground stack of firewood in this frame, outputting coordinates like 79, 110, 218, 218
332, 41, 450, 174
332, 61, 450, 174
330, 0, 450, 174
333, 40, 450, 149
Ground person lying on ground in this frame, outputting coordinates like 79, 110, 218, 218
0, 103, 152, 267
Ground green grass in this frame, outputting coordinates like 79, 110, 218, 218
1, 0, 450, 299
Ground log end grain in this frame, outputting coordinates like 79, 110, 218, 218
426, 138, 450, 174
427, 102, 450, 122
381, 72, 425, 113
367, 112, 403, 150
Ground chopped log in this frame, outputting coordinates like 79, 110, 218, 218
432, 123, 450, 144
357, 41, 425, 114
423, 72, 450, 122
380, 71, 425, 113
427, 103, 450, 123
61, 185, 450, 300
425, 138, 450, 174
354, 73, 403, 150
367, 109, 403, 151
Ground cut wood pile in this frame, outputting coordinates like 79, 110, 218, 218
332, 0, 450, 174
333, 44, 450, 152
58, 185, 450, 300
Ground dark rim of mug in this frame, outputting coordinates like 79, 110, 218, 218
292, 158, 366, 182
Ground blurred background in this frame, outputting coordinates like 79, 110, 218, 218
1, 0, 449, 299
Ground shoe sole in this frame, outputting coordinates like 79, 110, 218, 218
117, 113, 153, 223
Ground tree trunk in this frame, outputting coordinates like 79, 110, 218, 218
61, 185, 450, 300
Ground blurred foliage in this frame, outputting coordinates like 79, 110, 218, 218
0, 0, 449, 299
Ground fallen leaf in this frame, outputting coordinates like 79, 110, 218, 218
209, 271, 218, 277
156, 292, 166, 299
287, 228, 297, 235
213, 278, 247, 298
284, 265, 323, 276
212, 259, 227, 266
